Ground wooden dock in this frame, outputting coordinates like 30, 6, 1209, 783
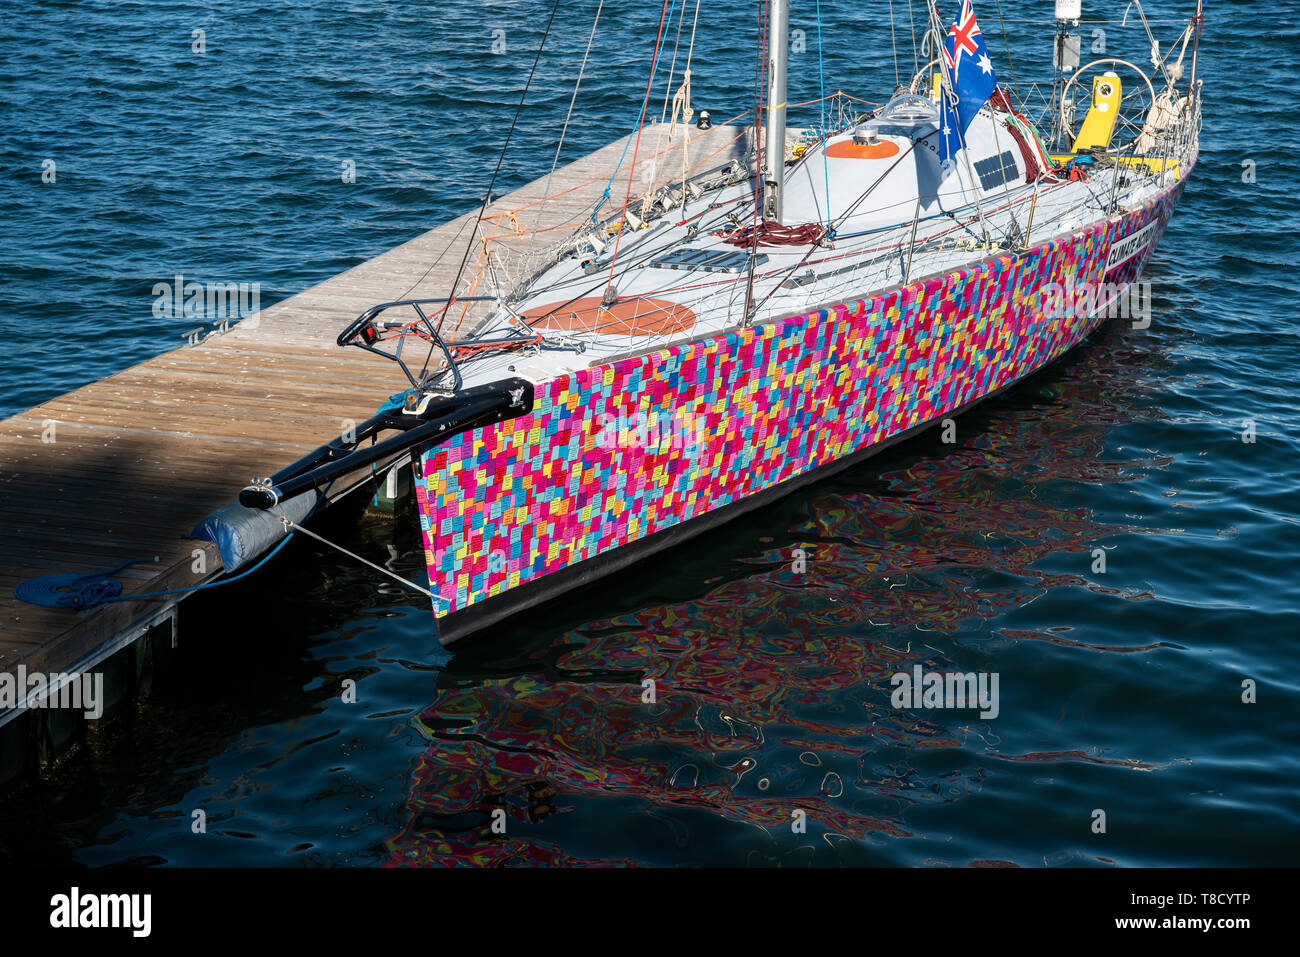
0, 122, 748, 777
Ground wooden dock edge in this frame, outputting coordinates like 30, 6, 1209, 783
0, 122, 750, 788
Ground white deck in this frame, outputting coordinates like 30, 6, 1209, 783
441, 108, 1185, 393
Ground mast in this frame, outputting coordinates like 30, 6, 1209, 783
762, 0, 790, 223
1188, 0, 1203, 116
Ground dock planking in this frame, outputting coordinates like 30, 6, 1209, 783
0, 122, 749, 725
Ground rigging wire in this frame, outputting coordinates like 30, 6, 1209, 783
393, 213, 475, 303
419, 0, 564, 383
745, 139, 922, 318
601, 0, 677, 292
736, 0, 1049, 319
491, 79, 1162, 340
926, 0, 993, 245
815, 0, 831, 230
444, 2, 1121, 349
888, 0, 900, 89
658, 0, 691, 125
649, 0, 701, 206
509, 80, 1021, 339
592, 0, 677, 226
535, 0, 606, 230
746, 174, 1054, 322
993, 0, 1021, 101
908, 0, 920, 75
986, 108, 1024, 239
464, 87, 854, 309
508, 166, 1074, 344
675, 0, 705, 184
499, 125, 757, 333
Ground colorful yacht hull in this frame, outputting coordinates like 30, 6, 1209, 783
416, 170, 1189, 642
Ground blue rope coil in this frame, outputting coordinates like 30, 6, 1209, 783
13, 531, 301, 611
13, 558, 156, 609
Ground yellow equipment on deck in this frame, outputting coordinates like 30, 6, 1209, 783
1072, 73, 1122, 152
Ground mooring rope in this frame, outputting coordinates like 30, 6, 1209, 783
13, 558, 157, 609
278, 516, 447, 608
13, 479, 342, 610
12, 534, 299, 610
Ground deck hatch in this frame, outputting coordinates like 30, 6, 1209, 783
651, 248, 769, 273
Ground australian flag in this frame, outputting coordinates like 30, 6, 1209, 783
938, 0, 999, 169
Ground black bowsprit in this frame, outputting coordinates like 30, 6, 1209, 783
238, 378, 533, 511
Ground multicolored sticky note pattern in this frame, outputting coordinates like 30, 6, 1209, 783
416, 187, 1181, 618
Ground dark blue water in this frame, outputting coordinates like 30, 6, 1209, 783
2, 0, 1298, 866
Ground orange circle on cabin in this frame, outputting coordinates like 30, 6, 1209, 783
825, 139, 901, 159
523, 296, 697, 337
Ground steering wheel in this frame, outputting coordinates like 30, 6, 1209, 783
1059, 58, 1157, 153
907, 58, 943, 96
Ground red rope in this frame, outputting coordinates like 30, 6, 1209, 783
718, 220, 828, 248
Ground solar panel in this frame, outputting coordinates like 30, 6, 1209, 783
973, 150, 1020, 191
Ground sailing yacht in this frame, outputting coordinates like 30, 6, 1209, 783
237, 0, 1204, 643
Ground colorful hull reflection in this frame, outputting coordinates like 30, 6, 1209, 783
386, 328, 1181, 866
